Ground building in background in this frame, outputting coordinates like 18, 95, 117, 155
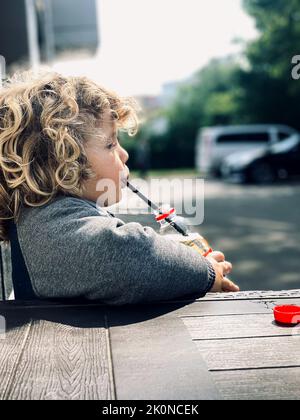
0, 0, 29, 66
0, 0, 99, 70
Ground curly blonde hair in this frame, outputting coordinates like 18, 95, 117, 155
0, 70, 139, 242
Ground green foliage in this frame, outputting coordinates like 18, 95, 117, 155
238, 0, 300, 128
146, 58, 242, 168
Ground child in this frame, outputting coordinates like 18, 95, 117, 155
0, 70, 239, 304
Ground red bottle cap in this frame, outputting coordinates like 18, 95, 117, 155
273, 305, 300, 325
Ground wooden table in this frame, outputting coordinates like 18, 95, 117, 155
0, 290, 300, 400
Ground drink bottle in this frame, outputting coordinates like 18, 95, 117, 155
154, 204, 213, 257
126, 180, 213, 257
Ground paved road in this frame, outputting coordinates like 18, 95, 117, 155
197, 180, 300, 291
113, 178, 300, 292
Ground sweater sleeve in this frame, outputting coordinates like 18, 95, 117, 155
17, 196, 216, 305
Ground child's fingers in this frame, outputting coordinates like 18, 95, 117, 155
222, 277, 240, 292
221, 261, 233, 275
209, 250, 225, 262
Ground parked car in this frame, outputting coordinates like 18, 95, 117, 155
195, 124, 297, 177
220, 134, 300, 184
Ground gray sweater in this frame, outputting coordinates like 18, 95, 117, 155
16, 195, 216, 305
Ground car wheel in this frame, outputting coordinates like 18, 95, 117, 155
249, 162, 276, 184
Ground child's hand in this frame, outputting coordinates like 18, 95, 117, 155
206, 251, 239, 293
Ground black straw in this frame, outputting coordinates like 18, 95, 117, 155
126, 180, 188, 236
126, 180, 160, 212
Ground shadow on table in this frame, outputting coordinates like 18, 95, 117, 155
0, 296, 197, 333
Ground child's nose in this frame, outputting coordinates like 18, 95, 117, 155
120, 146, 129, 163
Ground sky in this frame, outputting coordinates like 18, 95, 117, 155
53, 0, 258, 96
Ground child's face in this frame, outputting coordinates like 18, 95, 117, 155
82, 111, 129, 206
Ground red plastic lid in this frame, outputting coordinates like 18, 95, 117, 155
203, 248, 213, 257
155, 208, 175, 222
273, 305, 300, 325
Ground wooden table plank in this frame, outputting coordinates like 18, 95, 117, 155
107, 305, 221, 400
176, 298, 300, 317
195, 336, 300, 371
198, 290, 300, 301
1, 290, 300, 400
181, 292, 300, 400
212, 368, 300, 400
0, 317, 32, 400
181, 313, 300, 340
176, 300, 271, 317
0, 306, 114, 400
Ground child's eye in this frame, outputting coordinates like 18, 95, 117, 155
107, 139, 118, 149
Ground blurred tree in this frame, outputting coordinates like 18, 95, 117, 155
238, 0, 300, 128
158, 58, 241, 168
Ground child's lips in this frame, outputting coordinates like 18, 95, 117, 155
120, 169, 130, 188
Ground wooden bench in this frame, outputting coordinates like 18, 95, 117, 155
0, 288, 300, 400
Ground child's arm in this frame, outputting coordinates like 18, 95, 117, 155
17, 196, 218, 305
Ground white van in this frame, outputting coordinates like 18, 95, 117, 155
195, 124, 298, 176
